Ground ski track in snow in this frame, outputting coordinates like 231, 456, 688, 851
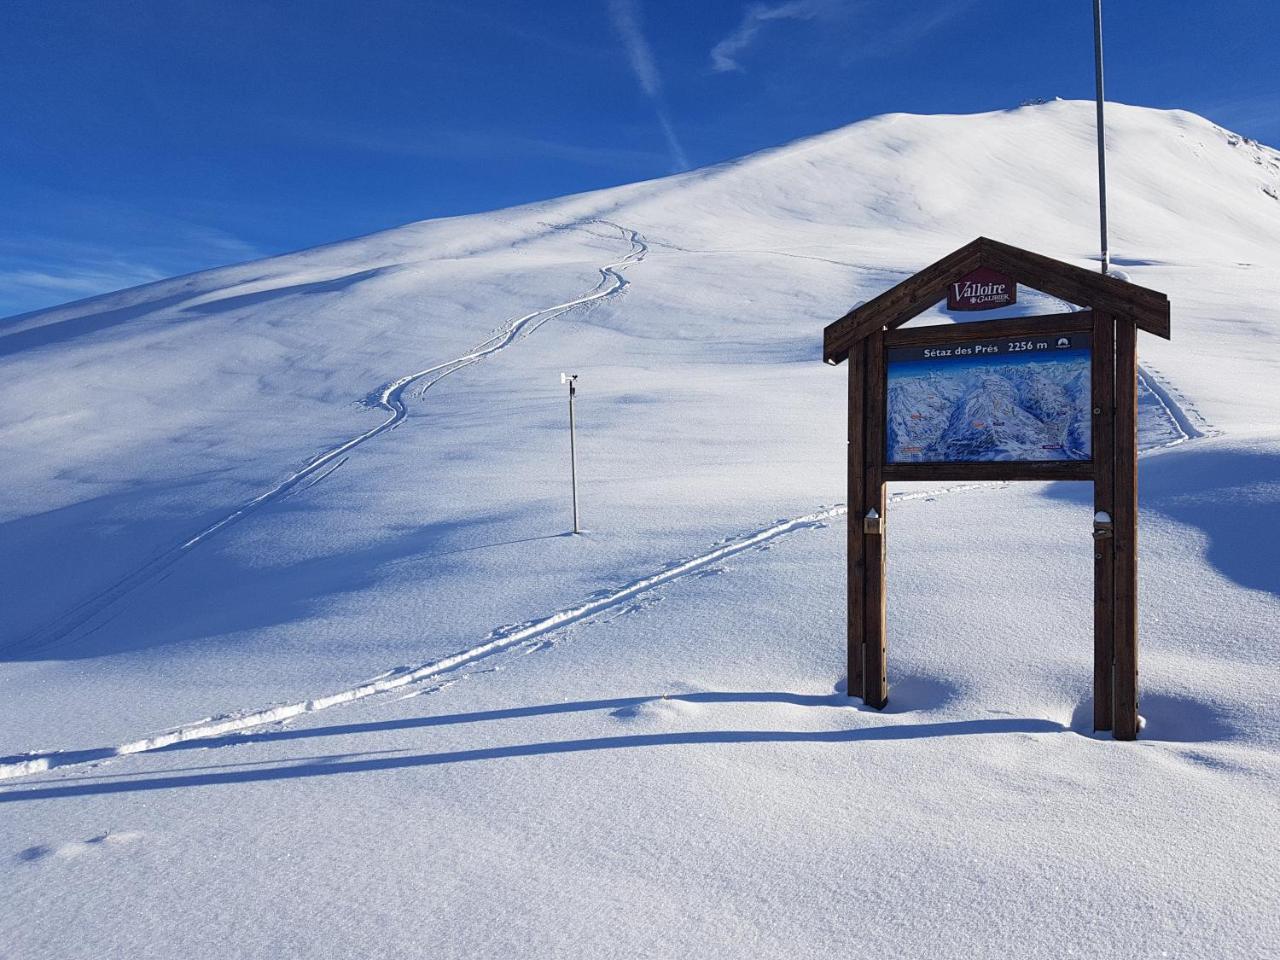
4, 221, 647, 659
0, 486, 992, 782
1137, 364, 1215, 445
0, 243, 1209, 785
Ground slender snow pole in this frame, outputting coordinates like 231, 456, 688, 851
1093, 0, 1110, 275
562, 373, 580, 534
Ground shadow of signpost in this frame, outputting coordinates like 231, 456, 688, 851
0, 690, 1067, 804
1044, 445, 1280, 598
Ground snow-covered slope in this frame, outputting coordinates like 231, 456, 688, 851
2, 101, 1278, 959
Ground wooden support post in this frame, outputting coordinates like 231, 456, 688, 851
848, 340, 867, 700
862, 330, 888, 708
1092, 311, 1115, 732
1113, 320, 1140, 739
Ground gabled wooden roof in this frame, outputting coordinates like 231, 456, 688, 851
823, 237, 1171, 365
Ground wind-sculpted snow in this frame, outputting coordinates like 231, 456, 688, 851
0, 481, 1019, 782
1, 102, 1277, 960
0, 386, 1200, 785
0, 503, 843, 781
2, 221, 647, 658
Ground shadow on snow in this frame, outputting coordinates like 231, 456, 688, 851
0, 489, 569, 661
1043, 444, 1280, 598
0, 689, 1066, 804
0, 268, 389, 358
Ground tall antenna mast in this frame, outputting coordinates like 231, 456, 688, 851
1093, 0, 1110, 274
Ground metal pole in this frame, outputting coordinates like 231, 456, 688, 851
564, 374, 580, 534
1093, 0, 1110, 275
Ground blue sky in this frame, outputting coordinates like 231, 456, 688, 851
1, 0, 1276, 318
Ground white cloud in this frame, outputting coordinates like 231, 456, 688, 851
710, 1, 827, 73
654, 111, 690, 173
322, 126, 668, 171
609, 0, 663, 98
0, 258, 170, 320
0, 200, 263, 320
608, 0, 690, 171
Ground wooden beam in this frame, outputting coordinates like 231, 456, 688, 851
824, 240, 984, 361
863, 330, 888, 708
1092, 311, 1116, 732
883, 461, 1093, 483
980, 240, 1170, 339
847, 340, 867, 700
823, 237, 1170, 365
980, 238, 1170, 313
1113, 319, 1140, 739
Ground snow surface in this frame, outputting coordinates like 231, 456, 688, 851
2, 100, 1279, 958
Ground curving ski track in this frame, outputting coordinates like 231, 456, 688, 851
6, 221, 647, 657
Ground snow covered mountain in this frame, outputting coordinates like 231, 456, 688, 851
2, 101, 1279, 959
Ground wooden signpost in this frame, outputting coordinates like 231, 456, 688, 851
823, 237, 1171, 740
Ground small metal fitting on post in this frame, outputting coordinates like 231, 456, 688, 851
863, 508, 883, 536
1093, 510, 1113, 540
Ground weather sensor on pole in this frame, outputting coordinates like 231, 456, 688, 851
561, 373, 580, 534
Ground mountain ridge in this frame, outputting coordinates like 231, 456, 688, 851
4, 99, 1278, 331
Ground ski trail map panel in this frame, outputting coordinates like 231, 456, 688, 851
886, 331, 1092, 464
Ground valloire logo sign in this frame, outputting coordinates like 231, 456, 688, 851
947, 266, 1016, 311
